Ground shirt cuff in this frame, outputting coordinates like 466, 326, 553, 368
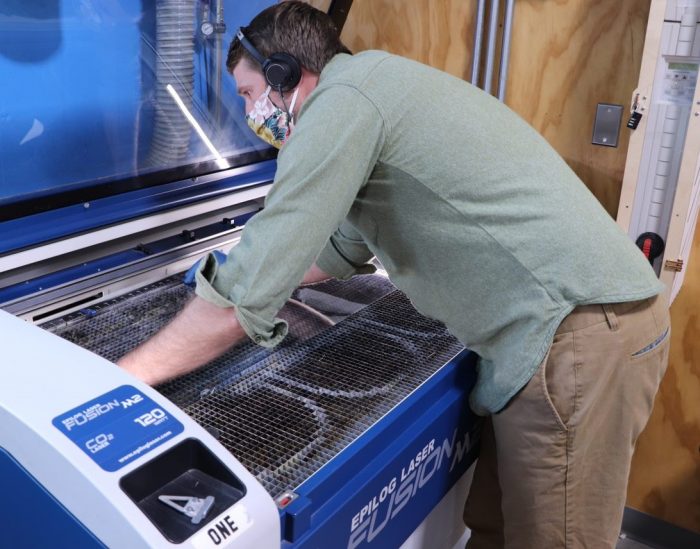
193, 253, 289, 348
316, 241, 377, 280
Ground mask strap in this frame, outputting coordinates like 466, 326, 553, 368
289, 87, 300, 115
279, 86, 300, 124
281, 87, 300, 127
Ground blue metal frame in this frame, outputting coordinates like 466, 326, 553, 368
0, 447, 105, 548
0, 249, 146, 304
0, 160, 276, 257
0, 206, 260, 305
280, 350, 482, 548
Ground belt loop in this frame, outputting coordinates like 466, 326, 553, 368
602, 304, 619, 331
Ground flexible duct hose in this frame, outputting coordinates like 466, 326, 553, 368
147, 0, 196, 168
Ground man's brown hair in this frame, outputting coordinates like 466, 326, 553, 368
226, 1, 350, 75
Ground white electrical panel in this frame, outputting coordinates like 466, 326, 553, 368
619, 0, 700, 302
628, 26, 699, 250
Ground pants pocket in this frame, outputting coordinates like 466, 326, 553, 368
631, 326, 670, 360
541, 331, 577, 431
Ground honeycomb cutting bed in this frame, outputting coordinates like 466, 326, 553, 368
43, 274, 464, 498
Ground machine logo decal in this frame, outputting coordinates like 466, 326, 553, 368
347, 425, 478, 548
59, 399, 121, 431
120, 394, 144, 408
52, 385, 184, 472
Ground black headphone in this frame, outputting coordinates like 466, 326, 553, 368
236, 28, 302, 92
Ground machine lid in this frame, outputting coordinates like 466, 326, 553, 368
0, 0, 281, 255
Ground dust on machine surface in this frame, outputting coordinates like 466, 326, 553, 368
0, 1, 481, 548
42, 274, 465, 501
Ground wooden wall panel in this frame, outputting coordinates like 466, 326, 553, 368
337, 0, 477, 81
627, 226, 700, 533
505, 0, 651, 215
305, 0, 331, 13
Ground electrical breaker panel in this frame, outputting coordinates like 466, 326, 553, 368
619, 0, 700, 302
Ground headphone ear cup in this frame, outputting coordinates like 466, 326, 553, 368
263, 52, 302, 92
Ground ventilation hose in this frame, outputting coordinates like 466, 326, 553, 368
147, 0, 196, 168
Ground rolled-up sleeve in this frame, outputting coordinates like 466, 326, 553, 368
195, 84, 387, 347
316, 220, 377, 280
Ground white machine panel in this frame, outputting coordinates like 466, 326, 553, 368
0, 309, 280, 549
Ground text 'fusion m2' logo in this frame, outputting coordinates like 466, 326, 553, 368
61, 394, 144, 431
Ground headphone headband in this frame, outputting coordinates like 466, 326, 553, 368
236, 29, 265, 66
236, 27, 302, 92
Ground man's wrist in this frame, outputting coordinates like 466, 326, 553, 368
302, 263, 333, 285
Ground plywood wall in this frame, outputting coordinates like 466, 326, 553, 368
306, 0, 699, 534
505, 0, 651, 215
626, 224, 700, 532
335, 0, 477, 81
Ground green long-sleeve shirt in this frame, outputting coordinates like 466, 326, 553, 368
195, 51, 662, 415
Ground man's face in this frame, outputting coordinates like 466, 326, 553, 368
233, 59, 285, 113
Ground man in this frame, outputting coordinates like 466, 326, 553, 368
119, 2, 670, 547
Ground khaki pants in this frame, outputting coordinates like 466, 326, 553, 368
464, 294, 670, 549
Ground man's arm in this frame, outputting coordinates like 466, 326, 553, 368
120, 85, 385, 384
117, 296, 246, 385
118, 263, 331, 385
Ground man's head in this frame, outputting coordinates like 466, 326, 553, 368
227, 1, 350, 115
227, 1, 349, 79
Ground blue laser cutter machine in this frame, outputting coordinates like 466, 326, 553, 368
0, 2, 481, 547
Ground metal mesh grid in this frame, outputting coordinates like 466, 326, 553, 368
42, 276, 334, 405
43, 275, 464, 499
165, 291, 464, 498
42, 277, 193, 361
290, 274, 398, 324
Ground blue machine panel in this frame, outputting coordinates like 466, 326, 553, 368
281, 352, 482, 549
0, 447, 105, 548
0, 0, 275, 205
53, 385, 184, 472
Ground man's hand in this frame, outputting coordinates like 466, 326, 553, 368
117, 296, 246, 386
118, 262, 330, 386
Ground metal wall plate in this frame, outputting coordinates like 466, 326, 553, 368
592, 103, 624, 147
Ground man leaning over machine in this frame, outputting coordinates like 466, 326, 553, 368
119, 3, 671, 547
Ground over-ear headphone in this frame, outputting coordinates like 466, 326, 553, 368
236, 28, 302, 92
